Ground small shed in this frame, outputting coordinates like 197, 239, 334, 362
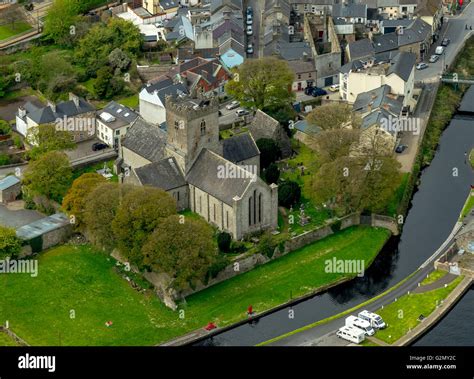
0, 175, 21, 204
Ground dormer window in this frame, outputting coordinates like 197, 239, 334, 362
200, 119, 206, 135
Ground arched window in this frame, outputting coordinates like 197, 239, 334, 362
200, 119, 206, 135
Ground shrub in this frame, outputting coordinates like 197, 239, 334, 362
0, 120, 11, 136
278, 180, 301, 208
217, 231, 232, 253
0, 225, 22, 259
256, 138, 281, 169
0, 154, 10, 166
264, 162, 280, 184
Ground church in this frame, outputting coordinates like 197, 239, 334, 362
116, 95, 278, 240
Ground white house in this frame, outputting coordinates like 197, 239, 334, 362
96, 101, 138, 149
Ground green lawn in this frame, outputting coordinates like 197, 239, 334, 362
420, 270, 448, 286
0, 226, 390, 346
375, 275, 463, 344
0, 22, 32, 41
0, 331, 19, 346
385, 173, 409, 216
460, 190, 474, 219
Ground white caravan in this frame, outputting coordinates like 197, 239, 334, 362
345, 315, 375, 336
358, 310, 386, 329
336, 326, 366, 344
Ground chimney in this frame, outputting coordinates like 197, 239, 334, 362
69, 92, 80, 108
18, 106, 26, 118
47, 101, 56, 113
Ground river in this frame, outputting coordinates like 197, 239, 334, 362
195, 97, 474, 346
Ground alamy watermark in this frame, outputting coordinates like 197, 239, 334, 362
217, 162, 258, 182
324, 257, 365, 277
0, 258, 38, 277
55, 116, 96, 136
380, 115, 421, 136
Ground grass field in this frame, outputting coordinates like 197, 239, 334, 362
0, 226, 390, 346
0, 331, 19, 346
420, 270, 447, 286
375, 275, 463, 344
460, 190, 474, 220
0, 22, 32, 41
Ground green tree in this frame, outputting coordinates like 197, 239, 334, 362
0, 120, 12, 136
62, 173, 106, 230
225, 57, 295, 110
43, 0, 81, 46
306, 102, 360, 132
217, 232, 232, 253
94, 66, 113, 98
256, 138, 281, 169
111, 187, 177, 267
143, 215, 217, 291
26, 123, 76, 160
23, 151, 72, 202
264, 162, 280, 184
0, 225, 22, 259
278, 180, 301, 208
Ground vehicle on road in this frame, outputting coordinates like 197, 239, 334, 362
328, 84, 340, 92
358, 310, 386, 329
435, 46, 445, 55
92, 142, 108, 151
416, 62, 428, 70
235, 109, 249, 117
246, 13, 252, 25
246, 25, 253, 36
304, 86, 314, 95
395, 144, 408, 153
441, 38, 450, 47
310, 87, 327, 97
345, 315, 375, 336
336, 326, 366, 344
247, 43, 254, 54
246, 6, 252, 16
226, 101, 240, 110
429, 54, 439, 63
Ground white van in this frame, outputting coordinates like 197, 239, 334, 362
345, 315, 375, 336
336, 326, 365, 344
435, 46, 444, 55
358, 310, 386, 329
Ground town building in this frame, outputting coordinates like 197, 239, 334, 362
96, 101, 139, 149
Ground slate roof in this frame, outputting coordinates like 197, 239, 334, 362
210, 0, 242, 13
98, 101, 138, 130
222, 133, 260, 164
361, 108, 398, 136
347, 38, 375, 60
373, 18, 431, 53
288, 59, 316, 74
177, 47, 219, 62
122, 117, 167, 163
16, 213, 69, 241
141, 79, 188, 106
387, 51, 416, 81
0, 175, 20, 191
332, 3, 367, 18
186, 149, 256, 205
353, 85, 404, 116
134, 157, 186, 191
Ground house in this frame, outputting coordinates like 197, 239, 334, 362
139, 76, 188, 126
355, 108, 399, 155
163, 13, 194, 43
16, 93, 96, 143
96, 101, 139, 149
332, 3, 367, 24
353, 84, 404, 118
248, 109, 292, 158
416, 0, 444, 36
0, 175, 21, 204
339, 51, 416, 106
288, 58, 317, 91
142, 0, 179, 16
118, 95, 278, 239
375, 0, 417, 20
346, 38, 375, 62
289, 0, 334, 16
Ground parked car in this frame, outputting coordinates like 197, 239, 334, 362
441, 38, 450, 46
92, 142, 108, 151
246, 6, 252, 16
429, 54, 439, 63
304, 86, 314, 95
246, 13, 252, 25
395, 144, 408, 153
235, 109, 249, 117
246, 43, 254, 54
336, 326, 365, 344
311, 87, 327, 97
226, 100, 240, 110
416, 62, 428, 70
358, 310, 386, 329
246, 25, 253, 35
328, 84, 340, 92
435, 46, 445, 55
345, 315, 375, 336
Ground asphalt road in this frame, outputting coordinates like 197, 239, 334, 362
244, 0, 264, 58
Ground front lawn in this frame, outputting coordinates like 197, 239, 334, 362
0, 226, 390, 345
0, 22, 32, 41
375, 275, 463, 344
0, 331, 19, 346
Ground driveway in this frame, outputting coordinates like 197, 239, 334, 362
0, 203, 44, 229
64, 137, 113, 161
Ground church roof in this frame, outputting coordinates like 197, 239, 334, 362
248, 110, 292, 157
134, 157, 186, 191
186, 149, 256, 205
121, 117, 167, 163
222, 133, 259, 163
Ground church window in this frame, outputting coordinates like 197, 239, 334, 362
258, 194, 262, 223
248, 197, 252, 225
200, 119, 206, 135
253, 190, 257, 226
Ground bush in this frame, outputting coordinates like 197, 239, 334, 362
331, 219, 342, 233
264, 162, 280, 184
278, 180, 301, 208
205, 255, 230, 283
217, 231, 232, 253
0, 120, 11, 136
256, 138, 281, 169
13, 135, 23, 149
259, 232, 276, 259
0, 225, 22, 259
0, 154, 10, 166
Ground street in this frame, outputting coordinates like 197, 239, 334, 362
243, 0, 265, 58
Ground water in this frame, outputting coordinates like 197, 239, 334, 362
195, 115, 474, 346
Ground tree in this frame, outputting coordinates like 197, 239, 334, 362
108, 48, 131, 74
264, 162, 280, 184
94, 66, 113, 98
306, 102, 361, 132
43, 0, 81, 46
26, 123, 76, 160
306, 128, 360, 165
0, 225, 22, 259
217, 232, 232, 253
225, 57, 295, 110
62, 173, 106, 230
0, 120, 11, 136
0, 4, 25, 31
23, 151, 72, 202
278, 180, 301, 208
83, 182, 135, 250
111, 187, 177, 267
0, 66, 14, 98
256, 138, 281, 169
143, 215, 217, 291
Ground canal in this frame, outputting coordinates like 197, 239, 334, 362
195, 89, 474, 346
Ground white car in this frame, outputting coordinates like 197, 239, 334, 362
235, 109, 249, 117
247, 43, 254, 54
226, 100, 240, 110
416, 62, 428, 70
246, 25, 253, 36
246, 14, 252, 25
429, 54, 439, 63
328, 84, 339, 92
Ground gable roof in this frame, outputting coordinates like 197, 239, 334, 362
332, 3, 367, 18
134, 157, 186, 191
122, 117, 167, 163
353, 85, 404, 116
0, 175, 20, 191
222, 133, 260, 163
248, 110, 292, 157
99, 101, 138, 130
186, 149, 257, 205
347, 38, 375, 60
386, 51, 416, 81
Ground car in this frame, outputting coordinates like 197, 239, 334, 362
429, 54, 439, 63
395, 144, 408, 153
304, 86, 314, 95
226, 100, 240, 110
441, 38, 450, 47
246, 14, 252, 25
328, 84, 340, 92
235, 109, 250, 117
311, 87, 327, 97
92, 142, 108, 151
246, 25, 253, 35
435, 46, 445, 55
246, 6, 252, 16
416, 62, 428, 70
246, 43, 254, 54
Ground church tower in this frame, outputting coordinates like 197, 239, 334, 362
165, 95, 221, 174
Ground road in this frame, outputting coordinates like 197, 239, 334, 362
269, 222, 462, 346
244, 0, 265, 58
